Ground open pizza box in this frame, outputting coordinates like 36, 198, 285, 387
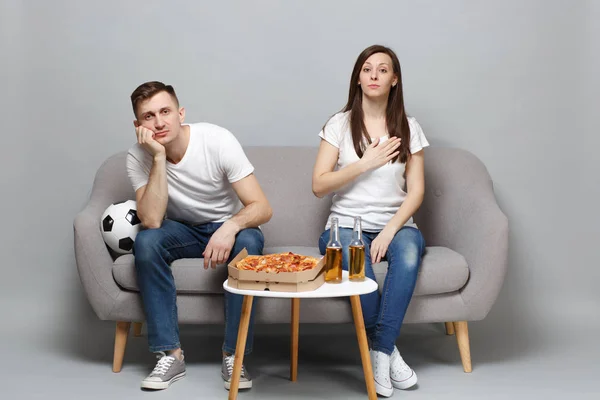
227, 248, 326, 292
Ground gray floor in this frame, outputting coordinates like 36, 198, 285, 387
4, 315, 599, 399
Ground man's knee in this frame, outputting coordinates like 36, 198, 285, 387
133, 220, 181, 255
133, 229, 156, 254
132, 228, 169, 265
234, 228, 264, 255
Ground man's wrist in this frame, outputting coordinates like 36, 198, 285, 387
153, 153, 166, 163
223, 219, 241, 235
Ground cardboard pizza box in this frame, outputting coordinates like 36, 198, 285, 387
227, 248, 326, 292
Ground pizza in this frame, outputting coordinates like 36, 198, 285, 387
237, 252, 321, 273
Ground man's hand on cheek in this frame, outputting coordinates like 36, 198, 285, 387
136, 126, 166, 158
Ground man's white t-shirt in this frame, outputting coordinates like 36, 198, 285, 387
319, 111, 430, 232
126, 123, 254, 225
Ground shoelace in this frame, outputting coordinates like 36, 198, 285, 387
152, 354, 175, 376
392, 352, 411, 372
225, 355, 245, 378
372, 352, 389, 375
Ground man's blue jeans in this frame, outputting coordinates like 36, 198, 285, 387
133, 219, 264, 355
319, 226, 425, 355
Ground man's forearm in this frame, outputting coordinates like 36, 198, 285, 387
225, 201, 273, 234
138, 156, 168, 228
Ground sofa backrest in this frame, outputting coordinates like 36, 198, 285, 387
89, 146, 494, 249
413, 147, 495, 248
88, 151, 135, 212
245, 147, 330, 247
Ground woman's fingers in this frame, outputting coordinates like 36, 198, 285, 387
386, 151, 400, 161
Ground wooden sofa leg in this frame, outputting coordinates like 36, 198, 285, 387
133, 322, 143, 337
453, 321, 472, 372
445, 322, 455, 335
113, 321, 131, 373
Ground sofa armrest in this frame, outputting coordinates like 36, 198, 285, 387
416, 148, 509, 321
74, 202, 121, 320
451, 194, 509, 320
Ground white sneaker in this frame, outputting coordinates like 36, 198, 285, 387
369, 350, 394, 397
390, 346, 418, 389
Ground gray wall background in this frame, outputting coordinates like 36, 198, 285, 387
1, 0, 598, 357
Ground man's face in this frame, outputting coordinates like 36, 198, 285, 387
134, 91, 185, 145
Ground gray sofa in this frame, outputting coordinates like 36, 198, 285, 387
74, 147, 508, 373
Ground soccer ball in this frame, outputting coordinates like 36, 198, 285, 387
100, 200, 142, 254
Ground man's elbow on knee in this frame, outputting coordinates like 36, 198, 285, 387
265, 205, 274, 223
141, 219, 162, 229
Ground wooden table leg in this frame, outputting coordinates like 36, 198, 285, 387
350, 295, 377, 400
290, 298, 300, 382
228, 295, 254, 400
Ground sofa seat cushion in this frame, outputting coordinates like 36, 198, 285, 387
112, 246, 468, 296
264, 246, 468, 296
113, 254, 229, 294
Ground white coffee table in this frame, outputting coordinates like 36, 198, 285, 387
223, 271, 378, 400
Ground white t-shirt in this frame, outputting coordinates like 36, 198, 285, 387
319, 111, 430, 232
126, 123, 254, 225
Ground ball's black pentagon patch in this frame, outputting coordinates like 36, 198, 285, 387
126, 209, 141, 225
102, 216, 114, 232
119, 237, 134, 251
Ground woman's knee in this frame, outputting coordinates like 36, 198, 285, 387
388, 228, 424, 271
318, 230, 329, 255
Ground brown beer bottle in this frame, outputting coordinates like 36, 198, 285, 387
349, 216, 366, 282
325, 217, 343, 283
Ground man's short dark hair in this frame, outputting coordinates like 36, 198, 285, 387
130, 81, 179, 118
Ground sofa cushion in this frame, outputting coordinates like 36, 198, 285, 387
112, 246, 468, 296
264, 246, 468, 296
113, 254, 229, 294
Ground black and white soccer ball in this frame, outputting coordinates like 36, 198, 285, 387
100, 200, 141, 254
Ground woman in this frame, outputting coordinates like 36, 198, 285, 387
312, 44, 429, 397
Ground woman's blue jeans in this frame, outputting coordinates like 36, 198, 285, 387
319, 226, 425, 355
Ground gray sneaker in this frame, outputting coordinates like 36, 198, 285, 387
222, 354, 252, 390
141, 351, 186, 390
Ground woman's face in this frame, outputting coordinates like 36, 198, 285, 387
358, 52, 397, 99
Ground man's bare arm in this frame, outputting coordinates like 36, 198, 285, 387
134, 126, 168, 229
202, 174, 273, 268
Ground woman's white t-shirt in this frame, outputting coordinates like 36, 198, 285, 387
127, 123, 254, 225
319, 111, 429, 232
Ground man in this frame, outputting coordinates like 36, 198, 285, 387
126, 81, 272, 391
